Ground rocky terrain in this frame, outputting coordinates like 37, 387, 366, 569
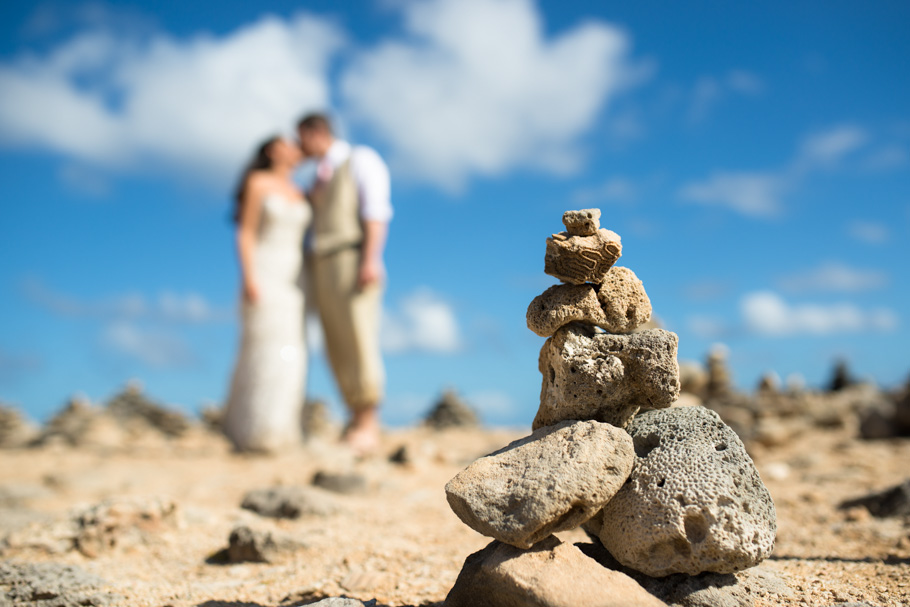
0, 376, 908, 606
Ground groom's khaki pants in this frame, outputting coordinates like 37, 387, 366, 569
307, 246, 384, 412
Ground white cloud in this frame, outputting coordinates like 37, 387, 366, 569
340, 0, 639, 189
776, 262, 888, 293
726, 70, 764, 95
23, 279, 227, 323
0, 14, 343, 184
678, 171, 785, 217
101, 321, 194, 368
741, 291, 898, 336
382, 288, 462, 354
797, 125, 868, 169
688, 70, 763, 123
847, 220, 891, 244
679, 123, 878, 218
863, 145, 910, 171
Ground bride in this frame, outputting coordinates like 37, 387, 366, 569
222, 136, 311, 452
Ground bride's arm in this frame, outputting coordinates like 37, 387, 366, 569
236, 175, 265, 304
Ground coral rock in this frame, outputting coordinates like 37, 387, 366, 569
593, 406, 777, 576
445, 420, 634, 549
444, 536, 667, 607
596, 266, 652, 334
526, 284, 607, 337
535, 325, 680, 429
562, 208, 602, 236
544, 228, 622, 285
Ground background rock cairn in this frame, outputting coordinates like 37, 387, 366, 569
443, 209, 777, 606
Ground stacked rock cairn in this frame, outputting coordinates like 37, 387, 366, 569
444, 209, 777, 603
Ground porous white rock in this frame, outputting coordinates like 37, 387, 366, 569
535, 325, 680, 429
594, 406, 777, 576
445, 420, 634, 549
596, 266, 652, 334
562, 208, 601, 236
444, 536, 667, 607
544, 228, 622, 285
526, 284, 607, 337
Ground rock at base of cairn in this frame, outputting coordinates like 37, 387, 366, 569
445, 420, 634, 549
545, 228, 622, 285
535, 325, 680, 430
592, 406, 776, 577
444, 536, 667, 607
596, 266, 652, 334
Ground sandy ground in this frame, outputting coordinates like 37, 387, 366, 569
1, 423, 909, 607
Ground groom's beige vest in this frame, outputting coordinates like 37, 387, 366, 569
310, 159, 362, 256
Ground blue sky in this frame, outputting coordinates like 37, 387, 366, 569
1, 0, 908, 426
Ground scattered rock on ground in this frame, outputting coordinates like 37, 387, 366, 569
446, 420, 634, 548
0, 404, 37, 448
241, 486, 341, 518
424, 389, 480, 430
223, 524, 307, 563
303, 599, 377, 607
839, 478, 910, 518
2, 495, 179, 557
0, 561, 121, 606
312, 471, 369, 495
105, 382, 190, 437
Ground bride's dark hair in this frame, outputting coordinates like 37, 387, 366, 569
232, 135, 281, 223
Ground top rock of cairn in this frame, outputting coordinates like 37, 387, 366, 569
545, 209, 622, 285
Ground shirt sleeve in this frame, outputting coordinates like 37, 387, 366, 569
351, 146, 393, 223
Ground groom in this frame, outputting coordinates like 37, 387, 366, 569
297, 113, 392, 454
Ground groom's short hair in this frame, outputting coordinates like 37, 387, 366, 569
297, 113, 333, 134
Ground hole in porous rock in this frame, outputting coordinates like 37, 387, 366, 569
684, 512, 709, 543
715, 443, 728, 451
656, 478, 665, 488
570, 366, 577, 374
549, 366, 556, 382
633, 432, 660, 457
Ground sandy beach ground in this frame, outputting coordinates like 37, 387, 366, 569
1, 419, 909, 606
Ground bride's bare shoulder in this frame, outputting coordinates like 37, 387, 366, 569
245, 170, 277, 195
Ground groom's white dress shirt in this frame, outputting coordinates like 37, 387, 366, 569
316, 140, 393, 223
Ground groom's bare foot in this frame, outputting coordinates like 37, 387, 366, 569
342, 406, 381, 457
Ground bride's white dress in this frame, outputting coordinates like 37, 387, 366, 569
223, 193, 311, 452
